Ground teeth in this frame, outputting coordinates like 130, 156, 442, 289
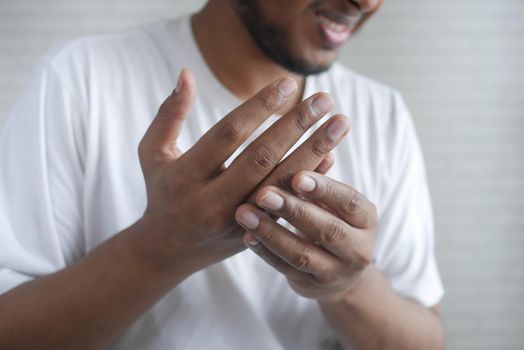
318, 14, 347, 33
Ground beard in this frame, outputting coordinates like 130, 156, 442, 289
231, 0, 332, 76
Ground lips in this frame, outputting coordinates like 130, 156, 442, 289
317, 13, 351, 46
315, 7, 362, 48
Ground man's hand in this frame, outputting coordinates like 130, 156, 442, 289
137, 69, 349, 277
235, 170, 378, 302
234, 162, 445, 350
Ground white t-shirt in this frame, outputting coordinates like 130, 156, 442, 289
0, 15, 443, 350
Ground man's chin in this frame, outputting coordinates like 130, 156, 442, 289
271, 50, 336, 76
291, 62, 332, 76
282, 57, 335, 76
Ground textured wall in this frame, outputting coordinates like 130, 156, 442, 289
343, 2, 524, 348
1, 0, 523, 349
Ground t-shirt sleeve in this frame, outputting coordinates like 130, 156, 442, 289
0, 53, 86, 294
373, 92, 444, 308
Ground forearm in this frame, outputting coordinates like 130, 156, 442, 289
319, 267, 444, 350
0, 220, 189, 350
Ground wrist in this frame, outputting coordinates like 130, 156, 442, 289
126, 215, 194, 283
318, 266, 376, 307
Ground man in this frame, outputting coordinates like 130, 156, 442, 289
0, 0, 445, 349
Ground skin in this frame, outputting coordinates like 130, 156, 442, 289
199, 0, 444, 348
0, 71, 342, 349
0, 0, 444, 349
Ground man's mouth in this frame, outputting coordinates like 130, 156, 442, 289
318, 13, 350, 34
315, 6, 362, 48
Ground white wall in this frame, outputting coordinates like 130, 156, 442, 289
346, 2, 524, 348
1, 0, 523, 349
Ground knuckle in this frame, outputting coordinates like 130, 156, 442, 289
291, 245, 312, 269
292, 106, 313, 133
256, 91, 279, 115
322, 219, 347, 244
320, 179, 341, 202
150, 152, 174, 166
217, 120, 244, 143
272, 171, 293, 190
344, 190, 363, 215
259, 225, 278, 244
288, 201, 308, 222
250, 143, 278, 174
354, 250, 373, 270
138, 140, 169, 165
310, 138, 331, 158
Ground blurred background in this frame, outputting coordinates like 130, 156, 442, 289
0, 0, 523, 348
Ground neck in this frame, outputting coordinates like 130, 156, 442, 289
191, 0, 304, 112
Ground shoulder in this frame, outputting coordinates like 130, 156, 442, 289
43, 19, 174, 70
33, 17, 186, 112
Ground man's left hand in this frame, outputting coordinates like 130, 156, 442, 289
235, 171, 378, 302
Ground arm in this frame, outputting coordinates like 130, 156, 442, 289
0, 70, 342, 349
235, 171, 445, 350
0, 70, 203, 350
0, 221, 191, 350
319, 267, 444, 350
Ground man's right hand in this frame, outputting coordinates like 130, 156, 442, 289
0, 69, 350, 350
137, 69, 351, 277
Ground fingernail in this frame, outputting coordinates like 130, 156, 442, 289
277, 78, 297, 98
247, 238, 260, 248
326, 118, 349, 141
296, 175, 316, 192
259, 191, 284, 210
238, 210, 260, 230
311, 95, 332, 117
175, 72, 183, 94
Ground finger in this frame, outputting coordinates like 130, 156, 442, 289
235, 205, 343, 276
254, 186, 370, 266
292, 172, 378, 229
183, 77, 298, 175
243, 233, 308, 280
296, 230, 315, 243
248, 115, 350, 203
314, 152, 335, 175
139, 69, 196, 171
214, 93, 333, 203
292, 153, 335, 215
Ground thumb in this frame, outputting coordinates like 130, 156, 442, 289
139, 69, 196, 166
